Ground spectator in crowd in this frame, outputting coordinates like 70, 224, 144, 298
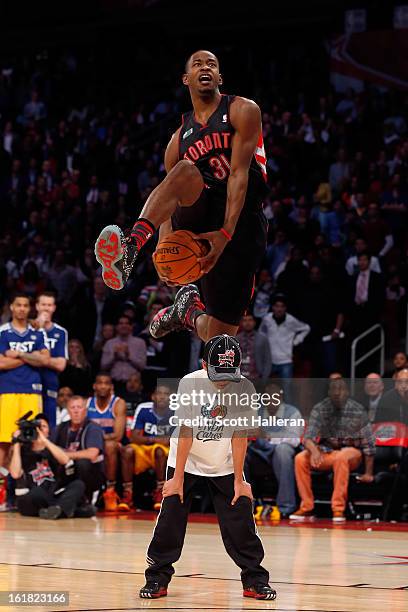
91, 322, 115, 377
35, 292, 68, 428
0, 293, 50, 475
246, 383, 303, 517
301, 266, 345, 376
290, 378, 375, 522
86, 373, 127, 511
266, 229, 291, 280
385, 352, 408, 379
349, 252, 385, 336
345, 238, 381, 276
138, 303, 170, 392
59, 339, 93, 396
237, 314, 272, 382
122, 372, 145, 411
9, 413, 86, 519
252, 269, 274, 321
361, 203, 394, 259
53, 395, 105, 505
374, 369, 408, 425
101, 315, 147, 396
259, 295, 310, 379
56, 386, 73, 426
80, 277, 117, 353
363, 373, 385, 423
120, 385, 173, 511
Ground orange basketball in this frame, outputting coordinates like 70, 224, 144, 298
153, 230, 209, 285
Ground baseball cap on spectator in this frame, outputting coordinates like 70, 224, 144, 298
203, 335, 242, 383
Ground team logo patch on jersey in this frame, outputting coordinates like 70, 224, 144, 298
218, 349, 235, 367
182, 128, 193, 140
222, 114, 227, 123
201, 403, 228, 419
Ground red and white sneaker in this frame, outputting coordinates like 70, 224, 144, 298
149, 284, 205, 339
243, 583, 277, 600
95, 224, 138, 290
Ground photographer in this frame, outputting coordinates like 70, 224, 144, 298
9, 414, 85, 519
53, 396, 105, 503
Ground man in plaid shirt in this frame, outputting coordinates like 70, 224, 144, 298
290, 378, 375, 522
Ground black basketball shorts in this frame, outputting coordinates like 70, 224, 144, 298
171, 187, 267, 326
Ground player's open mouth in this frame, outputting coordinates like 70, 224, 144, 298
199, 74, 212, 83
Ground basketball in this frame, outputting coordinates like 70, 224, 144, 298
153, 230, 210, 284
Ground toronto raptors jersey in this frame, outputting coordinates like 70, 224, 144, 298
178, 94, 267, 200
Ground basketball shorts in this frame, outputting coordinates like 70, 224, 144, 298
130, 443, 169, 475
0, 393, 42, 443
171, 187, 267, 325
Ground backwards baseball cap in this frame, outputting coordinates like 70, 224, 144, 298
203, 334, 242, 383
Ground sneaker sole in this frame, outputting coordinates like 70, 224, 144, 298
332, 517, 346, 522
139, 589, 167, 599
243, 590, 277, 600
289, 515, 315, 521
95, 225, 126, 290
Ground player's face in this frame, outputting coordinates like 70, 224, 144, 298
10, 298, 30, 322
183, 51, 222, 95
153, 386, 170, 411
36, 296, 56, 320
94, 376, 112, 398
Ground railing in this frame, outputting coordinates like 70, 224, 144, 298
350, 324, 385, 395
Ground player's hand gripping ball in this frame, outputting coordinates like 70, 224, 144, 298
153, 230, 210, 285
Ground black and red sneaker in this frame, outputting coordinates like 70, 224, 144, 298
139, 581, 168, 599
243, 583, 277, 600
95, 224, 138, 290
149, 284, 205, 339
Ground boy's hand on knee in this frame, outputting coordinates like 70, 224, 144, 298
231, 481, 253, 506
163, 477, 184, 503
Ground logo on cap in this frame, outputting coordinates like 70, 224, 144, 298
218, 349, 235, 367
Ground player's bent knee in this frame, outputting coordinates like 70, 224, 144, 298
121, 444, 135, 458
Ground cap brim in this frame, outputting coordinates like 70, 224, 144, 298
207, 364, 241, 383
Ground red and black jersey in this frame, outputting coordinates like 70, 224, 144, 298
178, 94, 267, 199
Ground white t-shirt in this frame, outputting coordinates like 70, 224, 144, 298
167, 369, 256, 476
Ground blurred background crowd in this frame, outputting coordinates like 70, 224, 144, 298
0, 0, 407, 519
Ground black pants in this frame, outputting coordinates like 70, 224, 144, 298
145, 467, 269, 588
17, 480, 85, 517
75, 459, 105, 502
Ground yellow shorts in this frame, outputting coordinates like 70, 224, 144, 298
0, 394, 42, 443
130, 443, 169, 475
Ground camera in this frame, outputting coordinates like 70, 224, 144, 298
14, 411, 42, 444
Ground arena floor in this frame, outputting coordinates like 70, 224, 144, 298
1, 512, 408, 612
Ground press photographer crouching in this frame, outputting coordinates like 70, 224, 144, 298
9, 413, 85, 519
53, 396, 105, 506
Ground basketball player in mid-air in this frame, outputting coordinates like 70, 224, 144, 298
95, 49, 268, 342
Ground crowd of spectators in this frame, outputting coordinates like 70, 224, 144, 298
0, 44, 407, 520
0, 47, 407, 381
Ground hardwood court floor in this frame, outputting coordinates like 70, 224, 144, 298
1, 512, 408, 612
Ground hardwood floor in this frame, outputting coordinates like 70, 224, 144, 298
1, 512, 407, 611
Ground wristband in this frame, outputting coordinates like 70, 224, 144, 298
220, 228, 232, 241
